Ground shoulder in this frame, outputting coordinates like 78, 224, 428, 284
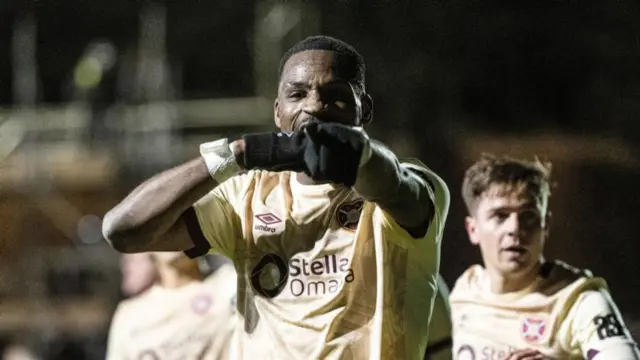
537, 260, 605, 296
564, 288, 631, 343
543, 259, 594, 279
572, 289, 617, 315
118, 287, 158, 312
214, 170, 259, 196
450, 265, 485, 300
110, 292, 149, 328
198, 170, 287, 205
224, 170, 288, 192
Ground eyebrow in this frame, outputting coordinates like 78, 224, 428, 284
283, 79, 352, 89
488, 203, 538, 213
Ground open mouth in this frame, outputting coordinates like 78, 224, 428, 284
502, 246, 527, 255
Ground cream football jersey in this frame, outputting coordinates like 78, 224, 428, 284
106, 264, 237, 360
450, 260, 639, 360
188, 161, 450, 360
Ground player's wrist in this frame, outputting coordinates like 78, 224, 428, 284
355, 128, 372, 167
199, 138, 243, 183
240, 132, 307, 172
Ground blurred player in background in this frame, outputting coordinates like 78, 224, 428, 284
450, 154, 639, 359
119, 253, 158, 298
424, 274, 453, 360
106, 252, 236, 360
102, 35, 450, 359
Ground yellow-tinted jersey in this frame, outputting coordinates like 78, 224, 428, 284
424, 274, 453, 360
106, 264, 237, 360
188, 162, 450, 360
450, 260, 639, 359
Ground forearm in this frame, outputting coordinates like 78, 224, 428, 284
353, 141, 433, 231
102, 157, 218, 251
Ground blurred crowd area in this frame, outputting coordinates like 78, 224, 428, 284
0, 1, 639, 359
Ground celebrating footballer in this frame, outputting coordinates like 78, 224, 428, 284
103, 36, 450, 360
450, 155, 639, 360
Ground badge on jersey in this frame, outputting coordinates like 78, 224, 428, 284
521, 316, 547, 343
336, 199, 364, 231
191, 294, 212, 314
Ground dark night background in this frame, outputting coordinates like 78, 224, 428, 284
0, 1, 639, 359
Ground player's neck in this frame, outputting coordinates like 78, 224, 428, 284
486, 263, 541, 294
157, 265, 203, 289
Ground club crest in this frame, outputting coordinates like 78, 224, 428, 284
191, 294, 212, 314
521, 317, 547, 343
336, 199, 364, 231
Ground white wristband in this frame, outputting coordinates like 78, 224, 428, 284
199, 138, 242, 183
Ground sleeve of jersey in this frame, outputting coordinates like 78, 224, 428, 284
106, 304, 131, 360
424, 277, 453, 360
372, 162, 450, 249
184, 177, 243, 260
564, 290, 640, 360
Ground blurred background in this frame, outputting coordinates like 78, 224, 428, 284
0, 0, 639, 359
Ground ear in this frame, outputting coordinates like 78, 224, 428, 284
360, 93, 373, 125
465, 216, 480, 245
274, 98, 282, 129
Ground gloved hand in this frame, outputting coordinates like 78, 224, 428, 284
302, 121, 371, 187
238, 131, 307, 172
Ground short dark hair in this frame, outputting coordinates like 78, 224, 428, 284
278, 35, 366, 92
462, 153, 552, 215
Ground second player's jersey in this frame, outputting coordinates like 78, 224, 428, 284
106, 264, 237, 360
450, 260, 638, 359
190, 161, 450, 360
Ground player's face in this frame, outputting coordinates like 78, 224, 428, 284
465, 185, 548, 276
120, 253, 158, 296
275, 50, 370, 132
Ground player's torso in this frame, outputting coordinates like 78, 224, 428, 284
230, 171, 434, 360
452, 300, 568, 360
123, 269, 237, 360
450, 263, 603, 360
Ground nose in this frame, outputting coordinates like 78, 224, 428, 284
504, 212, 521, 237
302, 91, 328, 117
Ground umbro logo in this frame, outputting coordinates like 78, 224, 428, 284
254, 213, 281, 233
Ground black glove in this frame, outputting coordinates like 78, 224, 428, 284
302, 121, 367, 187
239, 132, 307, 172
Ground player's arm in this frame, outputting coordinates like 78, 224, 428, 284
103, 137, 248, 254
354, 140, 440, 236
566, 289, 640, 359
103, 134, 304, 254
102, 156, 222, 253
300, 122, 446, 237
